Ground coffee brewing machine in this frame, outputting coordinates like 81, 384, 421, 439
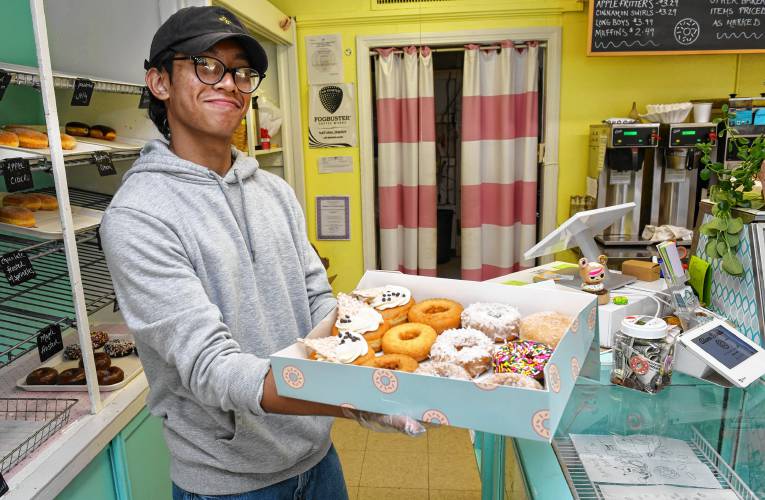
590, 123, 660, 248
648, 123, 717, 230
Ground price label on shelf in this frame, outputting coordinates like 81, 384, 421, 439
2, 157, 34, 192
36, 324, 64, 363
0, 69, 11, 102
92, 151, 116, 176
138, 86, 152, 109
0, 470, 8, 496
71, 78, 95, 106
0, 250, 37, 286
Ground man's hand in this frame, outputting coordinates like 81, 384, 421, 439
340, 407, 426, 437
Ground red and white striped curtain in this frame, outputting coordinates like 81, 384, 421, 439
375, 46, 437, 275
460, 41, 539, 281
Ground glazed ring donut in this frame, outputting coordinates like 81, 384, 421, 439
58, 368, 86, 385
97, 366, 125, 385
407, 299, 463, 334
79, 352, 111, 370
25, 367, 59, 385
363, 353, 419, 372
414, 361, 471, 380
492, 341, 552, 380
332, 319, 391, 353
381, 322, 437, 361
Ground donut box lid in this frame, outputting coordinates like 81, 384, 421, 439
270, 271, 600, 442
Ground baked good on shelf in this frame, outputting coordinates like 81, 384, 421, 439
0, 130, 19, 147
65, 121, 90, 137
4, 126, 48, 149
3, 193, 41, 211
79, 352, 111, 370
519, 311, 573, 348
414, 361, 471, 380
331, 293, 390, 352
90, 330, 109, 349
492, 340, 552, 380
429, 328, 494, 377
63, 344, 82, 360
34, 193, 58, 211
103, 339, 135, 357
362, 353, 419, 372
461, 302, 522, 343
58, 367, 86, 385
408, 298, 463, 334
381, 322, 436, 361
0, 206, 35, 227
25, 367, 59, 385
60, 132, 77, 150
352, 285, 414, 326
97, 366, 125, 385
89, 125, 116, 141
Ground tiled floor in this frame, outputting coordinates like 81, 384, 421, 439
332, 419, 482, 500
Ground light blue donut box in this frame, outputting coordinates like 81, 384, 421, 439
270, 271, 600, 442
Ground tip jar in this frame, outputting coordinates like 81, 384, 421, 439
611, 315, 675, 394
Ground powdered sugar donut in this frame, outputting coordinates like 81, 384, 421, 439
461, 302, 521, 342
415, 361, 471, 380
478, 372, 544, 390
429, 328, 494, 378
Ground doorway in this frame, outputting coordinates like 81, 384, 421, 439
357, 28, 563, 275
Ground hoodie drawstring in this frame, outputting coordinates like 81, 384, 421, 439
211, 169, 256, 262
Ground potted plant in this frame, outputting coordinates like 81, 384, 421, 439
697, 110, 765, 276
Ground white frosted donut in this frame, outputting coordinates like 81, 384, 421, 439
415, 361, 471, 380
461, 302, 521, 342
429, 328, 494, 378
479, 372, 543, 390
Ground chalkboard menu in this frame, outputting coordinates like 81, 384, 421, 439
589, 0, 765, 56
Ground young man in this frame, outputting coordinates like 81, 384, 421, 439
100, 6, 422, 499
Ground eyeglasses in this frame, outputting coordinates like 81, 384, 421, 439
172, 55, 264, 94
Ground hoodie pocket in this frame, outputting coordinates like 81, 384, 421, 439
215, 412, 328, 474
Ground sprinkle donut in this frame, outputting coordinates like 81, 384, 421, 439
422, 409, 449, 425
282, 366, 305, 389
430, 328, 494, 378
492, 341, 552, 380
531, 409, 551, 439
408, 298, 463, 334
460, 302, 521, 342
371, 368, 399, 393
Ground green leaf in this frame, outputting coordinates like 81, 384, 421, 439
699, 222, 718, 236
722, 251, 744, 276
708, 217, 728, 231
706, 240, 719, 259
717, 241, 727, 256
727, 217, 744, 234
751, 199, 765, 210
700, 169, 711, 181
724, 232, 740, 248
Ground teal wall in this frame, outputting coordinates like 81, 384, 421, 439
0, 0, 53, 191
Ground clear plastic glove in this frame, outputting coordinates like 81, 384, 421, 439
341, 407, 425, 437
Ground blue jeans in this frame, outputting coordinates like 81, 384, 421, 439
171, 445, 348, 500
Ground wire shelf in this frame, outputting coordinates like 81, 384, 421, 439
553, 428, 759, 500
1, 150, 139, 172
0, 398, 77, 473
0, 61, 144, 95
0, 189, 115, 368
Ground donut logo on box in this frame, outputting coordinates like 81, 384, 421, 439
473, 378, 499, 391
282, 366, 305, 389
587, 307, 597, 331
531, 410, 551, 439
422, 409, 449, 426
571, 357, 581, 379
570, 317, 580, 334
372, 369, 398, 394
548, 364, 561, 393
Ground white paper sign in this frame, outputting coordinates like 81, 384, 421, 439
316, 196, 350, 240
599, 485, 739, 500
570, 434, 721, 489
309, 83, 356, 148
318, 156, 353, 174
306, 34, 343, 85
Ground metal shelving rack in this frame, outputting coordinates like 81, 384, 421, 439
0, 61, 144, 95
0, 151, 140, 172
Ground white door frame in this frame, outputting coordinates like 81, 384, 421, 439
356, 27, 562, 271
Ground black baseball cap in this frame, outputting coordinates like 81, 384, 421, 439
145, 6, 267, 74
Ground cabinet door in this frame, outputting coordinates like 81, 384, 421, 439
55, 446, 118, 500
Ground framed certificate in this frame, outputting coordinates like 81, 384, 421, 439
316, 196, 350, 240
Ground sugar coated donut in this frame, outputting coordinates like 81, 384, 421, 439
461, 302, 521, 342
382, 322, 437, 361
430, 328, 494, 378
363, 353, 419, 372
26, 367, 59, 385
493, 341, 552, 380
97, 366, 125, 385
479, 372, 543, 390
519, 311, 573, 348
408, 298, 463, 334
415, 361, 471, 380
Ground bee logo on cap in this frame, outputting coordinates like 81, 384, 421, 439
218, 15, 232, 26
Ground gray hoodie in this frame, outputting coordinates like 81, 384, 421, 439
100, 140, 337, 495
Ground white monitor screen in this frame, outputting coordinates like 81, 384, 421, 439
691, 325, 757, 369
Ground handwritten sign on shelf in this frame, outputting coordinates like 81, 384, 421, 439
0, 69, 11, 102
36, 324, 64, 363
2, 157, 34, 192
0, 250, 36, 286
71, 78, 95, 106
92, 151, 116, 176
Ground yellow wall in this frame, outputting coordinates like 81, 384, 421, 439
270, 0, 765, 292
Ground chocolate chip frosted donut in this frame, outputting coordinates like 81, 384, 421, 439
408, 298, 463, 334
429, 328, 494, 378
461, 302, 521, 343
